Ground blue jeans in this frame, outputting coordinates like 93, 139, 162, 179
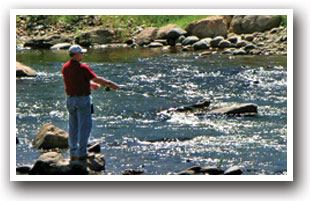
66, 96, 92, 158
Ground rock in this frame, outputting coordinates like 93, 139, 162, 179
167, 28, 187, 40
233, 49, 247, 55
122, 169, 144, 175
135, 27, 158, 46
156, 24, 184, 40
218, 40, 231, 48
50, 42, 71, 50
193, 40, 209, 50
87, 153, 105, 172
210, 36, 224, 48
29, 152, 105, 175
236, 40, 248, 48
24, 34, 74, 49
16, 166, 32, 174
209, 103, 258, 115
231, 15, 282, 34
16, 62, 36, 77
87, 142, 101, 153
32, 123, 68, 149
249, 49, 261, 55
178, 169, 196, 175
244, 44, 256, 52
224, 166, 243, 175
222, 48, 234, 55
228, 36, 239, 44
29, 152, 77, 175
182, 46, 190, 51
185, 15, 230, 38
182, 36, 199, 45
200, 166, 224, 175
256, 42, 264, 47
148, 42, 164, 48
167, 100, 211, 113
269, 27, 279, 34
177, 166, 224, 175
176, 35, 186, 43
244, 34, 254, 42
199, 51, 212, 56
92, 43, 128, 49
154, 39, 167, 45
125, 39, 134, 45
76, 28, 120, 47
275, 36, 286, 43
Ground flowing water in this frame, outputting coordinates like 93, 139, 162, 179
16, 47, 287, 175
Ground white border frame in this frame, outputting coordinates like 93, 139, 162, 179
10, 9, 293, 181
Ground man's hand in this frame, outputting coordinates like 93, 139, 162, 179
91, 77, 121, 90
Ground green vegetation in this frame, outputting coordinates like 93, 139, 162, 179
280, 15, 287, 26
17, 15, 211, 29
100, 15, 210, 29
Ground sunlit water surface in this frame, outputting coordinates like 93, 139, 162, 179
16, 47, 287, 175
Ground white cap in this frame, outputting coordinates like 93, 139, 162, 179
68, 44, 87, 54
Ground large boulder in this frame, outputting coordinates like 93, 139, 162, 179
24, 34, 74, 49
209, 103, 258, 115
185, 15, 230, 38
231, 15, 282, 34
29, 152, 105, 175
16, 62, 36, 77
76, 28, 116, 47
135, 27, 158, 46
32, 123, 69, 149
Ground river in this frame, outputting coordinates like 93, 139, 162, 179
16, 47, 287, 175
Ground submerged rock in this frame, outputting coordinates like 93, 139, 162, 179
32, 123, 69, 149
122, 169, 144, 175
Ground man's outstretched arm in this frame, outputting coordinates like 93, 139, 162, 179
91, 77, 121, 90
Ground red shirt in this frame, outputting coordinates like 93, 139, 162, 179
62, 60, 97, 96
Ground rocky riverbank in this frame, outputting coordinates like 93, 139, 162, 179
16, 15, 287, 56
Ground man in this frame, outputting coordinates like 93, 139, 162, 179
62, 44, 120, 161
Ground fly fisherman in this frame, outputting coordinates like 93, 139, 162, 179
62, 44, 120, 162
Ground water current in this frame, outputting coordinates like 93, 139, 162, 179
16, 47, 287, 175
